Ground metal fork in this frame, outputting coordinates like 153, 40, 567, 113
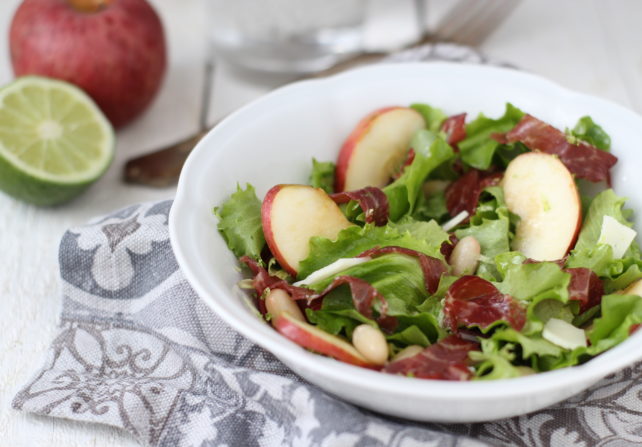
124, 0, 522, 187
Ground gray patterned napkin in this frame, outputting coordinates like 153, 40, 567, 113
12, 200, 642, 447
12, 45, 642, 446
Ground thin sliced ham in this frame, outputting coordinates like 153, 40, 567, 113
443, 276, 526, 332
330, 186, 389, 226
501, 114, 617, 184
566, 267, 604, 312
441, 113, 467, 146
240, 256, 396, 330
444, 170, 503, 218
383, 335, 478, 380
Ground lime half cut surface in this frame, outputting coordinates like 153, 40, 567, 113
0, 76, 114, 206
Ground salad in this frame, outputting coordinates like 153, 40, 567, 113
215, 102, 642, 381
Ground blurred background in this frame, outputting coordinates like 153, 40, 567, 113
1, 0, 641, 445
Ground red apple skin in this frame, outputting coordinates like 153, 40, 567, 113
274, 313, 375, 368
335, 106, 400, 192
262, 184, 296, 275
10, 0, 167, 128
261, 184, 353, 277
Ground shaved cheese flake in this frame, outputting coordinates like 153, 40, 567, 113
598, 215, 637, 259
442, 210, 469, 232
293, 257, 371, 286
543, 318, 587, 350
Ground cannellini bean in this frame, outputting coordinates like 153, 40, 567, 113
352, 324, 389, 365
449, 235, 481, 276
265, 289, 305, 326
391, 344, 423, 362
423, 180, 451, 197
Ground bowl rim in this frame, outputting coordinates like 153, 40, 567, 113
170, 61, 642, 400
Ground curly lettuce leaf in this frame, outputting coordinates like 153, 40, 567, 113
305, 289, 373, 337
309, 158, 335, 194
214, 184, 265, 260
306, 253, 429, 315
538, 293, 642, 370
567, 189, 642, 291
383, 130, 454, 221
570, 116, 611, 151
455, 186, 514, 280
458, 103, 525, 170
496, 262, 570, 303
298, 219, 449, 279
572, 189, 636, 255
470, 339, 522, 380
387, 312, 445, 347
494, 141, 529, 169
410, 103, 447, 132
305, 254, 444, 345
412, 189, 449, 222
588, 293, 642, 352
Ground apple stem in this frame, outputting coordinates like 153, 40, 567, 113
67, 0, 112, 13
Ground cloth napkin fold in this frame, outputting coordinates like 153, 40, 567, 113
13, 45, 642, 446
12, 200, 642, 447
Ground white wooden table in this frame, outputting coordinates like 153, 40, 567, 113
1, 0, 640, 445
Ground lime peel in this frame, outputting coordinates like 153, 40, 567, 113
0, 76, 115, 205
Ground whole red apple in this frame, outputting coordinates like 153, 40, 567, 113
9, 0, 167, 128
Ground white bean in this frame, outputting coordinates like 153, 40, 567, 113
449, 235, 481, 276
391, 344, 423, 362
265, 289, 305, 326
352, 324, 389, 366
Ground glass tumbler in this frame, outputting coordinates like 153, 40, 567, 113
206, 0, 368, 75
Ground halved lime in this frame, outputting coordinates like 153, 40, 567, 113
0, 76, 115, 206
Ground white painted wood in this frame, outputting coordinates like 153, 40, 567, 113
1, 0, 642, 445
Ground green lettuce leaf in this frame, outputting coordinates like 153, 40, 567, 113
412, 189, 449, 222
491, 328, 563, 360
458, 103, 525, 170
410, 103, 447, 132
494, 258, 573, 335
538, 293, 642, 370
455, 186, 514, 280
571, 116, 611, 151
298, 218, 449, 279
305, 254, 444, 345
588, 293, 642, 352
306, 289, 374, 337
306, 253, 429, 315
494, 142, 529, 169
567, 189, 642, 291
496, 261, 570, 303
572, 189, 636, 255
383, 130, 454, 221
470, 339, 522, 380
214, 184, 265, 260
308, 158, 335, 193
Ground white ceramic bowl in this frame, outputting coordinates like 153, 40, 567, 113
169, 62, 642, 423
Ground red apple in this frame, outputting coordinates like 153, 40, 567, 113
335, 107, 425, 192
502, 152, 581, 261
262, 184, 353, 276
9, 0, 167, 128
274, 312, 374, 368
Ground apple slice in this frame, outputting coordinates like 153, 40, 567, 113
262, 184, 353, 276
335, 107, 425, 192
502, 152, 581, 261
274, 312, 374, 368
